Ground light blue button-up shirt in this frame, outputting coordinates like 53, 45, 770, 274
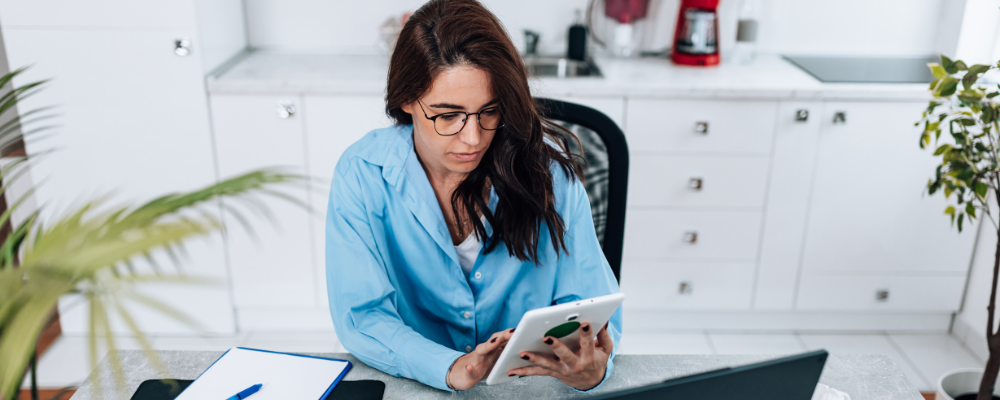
325, 124, 623, 391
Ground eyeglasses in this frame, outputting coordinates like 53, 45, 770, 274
417, 99, 504, 136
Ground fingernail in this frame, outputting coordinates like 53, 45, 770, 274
508, 372, 514, 376
582, 324, 590, 332
510, 328, 515, 333
554, 356, 560, 361
544, 337, 554, 345
491, 337, 497, 343
520, 355, 529, 360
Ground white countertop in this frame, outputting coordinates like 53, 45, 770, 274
207, 51, 932, 101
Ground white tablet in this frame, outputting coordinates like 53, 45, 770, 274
485, 292, 624, 385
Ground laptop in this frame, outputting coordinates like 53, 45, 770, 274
591, 350, 829, 400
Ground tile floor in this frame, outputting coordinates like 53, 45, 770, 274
24, 330, 983, 393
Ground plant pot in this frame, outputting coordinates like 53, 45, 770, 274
937, 368, 1000, 400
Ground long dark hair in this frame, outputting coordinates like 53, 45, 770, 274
385, 0, 583, 263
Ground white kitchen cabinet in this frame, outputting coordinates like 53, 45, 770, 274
625, 99, 778, 155
623, 210, 763, 261
0, 0, 198, 30
799, 102, 977, 275
303, 95, 391, 301
628, 155, 770, 208
4, 29, 237, 334
796, 275, 966, 312
210, 94, 316, 307
754, 101, 823, 310
621, 261, 754, 311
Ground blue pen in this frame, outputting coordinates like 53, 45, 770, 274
225, 383, 262, 400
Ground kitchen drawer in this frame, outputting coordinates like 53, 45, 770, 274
796, 274, 965, 312
623, 210, 763, 261
626, 99, 778, 154
620, 261, 754, 311
628, 155, 770, 208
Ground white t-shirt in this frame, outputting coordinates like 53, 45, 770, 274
454, 216, 486, 276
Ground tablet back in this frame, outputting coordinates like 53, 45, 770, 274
591, 350, 829, 400
486, 293, 624, 385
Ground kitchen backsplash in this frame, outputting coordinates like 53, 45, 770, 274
243, 0, 946, 57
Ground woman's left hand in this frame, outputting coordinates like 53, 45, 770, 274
507, 322, 613, 391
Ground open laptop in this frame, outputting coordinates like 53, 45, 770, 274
591, 350, 829, 400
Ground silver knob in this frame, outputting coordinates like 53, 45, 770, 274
679, 281, 693, 295
833, 111, 847, 124
174, 39, 191, 56
688, 177, 703, 190
695, 121, 709, 134
875, 289, 889, 302
683, 230, 698, 244
276, 101, 296, 119
795, 109, 809, 122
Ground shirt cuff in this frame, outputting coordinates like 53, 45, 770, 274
569, 356, 615, 393
395, 335, 464, 391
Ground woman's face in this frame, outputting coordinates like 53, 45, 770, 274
403, 65, 497, 177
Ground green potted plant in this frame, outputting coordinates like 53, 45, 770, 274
0, 68, 303, 400
918, 55, 1000, 400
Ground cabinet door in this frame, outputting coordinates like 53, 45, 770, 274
4, 29, 234, 334
0, 0, 196, 29
211, 94, 316, 307
625, 99, 778, 155
800, 102, 976, 274
303, 95, 390, 300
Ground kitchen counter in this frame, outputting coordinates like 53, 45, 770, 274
207, 51, 932, 101
69, 350, 923, 399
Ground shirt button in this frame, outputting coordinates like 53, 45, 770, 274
474, 272, 482, 279
463, 311, 472, 318
465, 345, 473, 352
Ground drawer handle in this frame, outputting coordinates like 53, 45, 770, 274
875, 289, 889, 302
795, 109, 809, 122
174, 38, 191, 56
833, 111, 847, 124
277, 101, 297, 119
679, 281, 693, 295
688, 177, 703, 190
683, 230, 698, 244
694, 121, 709, 134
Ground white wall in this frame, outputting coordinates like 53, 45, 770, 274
955, 194, 999, 362
244, 0, 948, 57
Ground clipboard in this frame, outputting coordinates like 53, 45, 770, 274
173, 347, 352, 400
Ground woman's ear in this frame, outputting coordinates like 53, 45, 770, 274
400, 101, 415, 116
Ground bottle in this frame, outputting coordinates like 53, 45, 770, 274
733, 0, 760, 64
568, 9, 588, 61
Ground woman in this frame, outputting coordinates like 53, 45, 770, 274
325, 0, 622, 392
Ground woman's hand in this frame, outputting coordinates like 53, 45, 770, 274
446, 328, 515, 390
508, 322, 613, 391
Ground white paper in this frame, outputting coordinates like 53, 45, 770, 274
175, 347, 350, 400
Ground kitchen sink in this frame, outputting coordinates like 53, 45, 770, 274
523, 57, 602, 78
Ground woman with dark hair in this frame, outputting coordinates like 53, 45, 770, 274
325, 0, 622, 392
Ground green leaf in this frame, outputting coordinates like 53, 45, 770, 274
976, 182, 989, 198
945, 185, 954, 198
989, 92, 1000, 99
936, 76, 960, 97
958, 213, 965, 231
929, 63, 947, 79
967, 202, 977, 219
934, 144, 952, 155
955, 60, 969, 71
942, 55, 957, 73
968, 64, 991, 75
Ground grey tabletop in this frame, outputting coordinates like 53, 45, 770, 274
69, 350, 923, 400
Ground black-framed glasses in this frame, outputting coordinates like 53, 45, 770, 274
417, 99, 504, 136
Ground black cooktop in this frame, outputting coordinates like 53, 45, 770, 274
783, 55, 937, 83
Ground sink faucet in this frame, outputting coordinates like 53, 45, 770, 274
524, 30, 540, 57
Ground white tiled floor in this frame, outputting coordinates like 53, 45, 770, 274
23, 330, 985, 393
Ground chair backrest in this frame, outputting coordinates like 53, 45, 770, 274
536, 98, 629, 283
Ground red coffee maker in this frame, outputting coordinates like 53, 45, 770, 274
671, 0, 720, 66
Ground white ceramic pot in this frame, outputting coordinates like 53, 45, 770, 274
937, 368, 1000, 400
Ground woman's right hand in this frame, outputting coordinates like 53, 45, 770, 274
446, 328, 515, 390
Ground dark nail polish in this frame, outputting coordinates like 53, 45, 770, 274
520, 355, 529, 360
508, 372, 514, 376
510, 328, 515, 333
554, 356, 560, 361
582, 325, 590, 332
544, 338, 554, 345
491, 337, 497, 343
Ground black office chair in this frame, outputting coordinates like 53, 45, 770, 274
536, 98, 629, 283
